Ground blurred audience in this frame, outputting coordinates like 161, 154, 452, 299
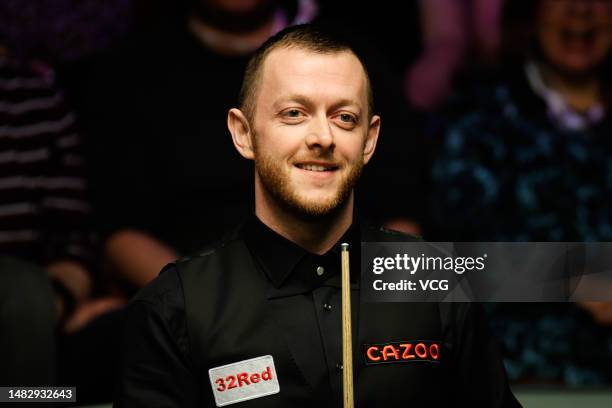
431, 0, 612, 385
0, 49, 82, 379
0, 47, 124, 400
469, 0, 504, 63
405, 0, 468, 111
0, 0, 131, 65
403, 0, 505, 111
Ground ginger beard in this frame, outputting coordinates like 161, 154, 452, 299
252, 132, 364, 219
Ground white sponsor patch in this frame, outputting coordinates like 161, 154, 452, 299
208, 355, 280, 406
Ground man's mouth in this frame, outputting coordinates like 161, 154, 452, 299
295, 163, 339, 172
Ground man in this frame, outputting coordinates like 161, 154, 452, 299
115, 25, 519, 407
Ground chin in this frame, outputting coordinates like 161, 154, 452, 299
291, 196, 342, 217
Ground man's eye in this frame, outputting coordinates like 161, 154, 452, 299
339, 113, 356, 123
285, 109, 302, 118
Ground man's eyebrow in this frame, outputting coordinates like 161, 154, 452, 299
273, 95, 313, 110
273, 95, 363, 113
329, 98, 362, 113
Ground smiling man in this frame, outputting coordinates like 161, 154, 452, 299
227, 35, 379, 254
115, 25, 520, 407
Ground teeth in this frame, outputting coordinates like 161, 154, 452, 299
298, 164, 332, 172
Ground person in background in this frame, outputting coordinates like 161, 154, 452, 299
431, 0, 612, 385
403, 0, 505, 111
0, 44, 124, 401
0, 45, 85, 382
404, 0, 468, 112
470, 0, 505, 63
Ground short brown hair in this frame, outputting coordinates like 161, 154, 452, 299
238, 24, 374, 123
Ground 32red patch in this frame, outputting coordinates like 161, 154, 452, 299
363, 341, 441, 365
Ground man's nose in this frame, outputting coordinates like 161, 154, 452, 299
305, 115, 335, 150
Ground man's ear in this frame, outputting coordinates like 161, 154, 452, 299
363, 115, 380, 165
227, 108, 254, 160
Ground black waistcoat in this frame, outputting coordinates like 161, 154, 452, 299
176, 229, 467, 407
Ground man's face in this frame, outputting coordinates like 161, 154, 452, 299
249, 47, 378, 217
537, 0, 612, 75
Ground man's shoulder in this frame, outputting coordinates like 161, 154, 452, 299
131, 263, 183, 308
173, 229, 249, 271
133, 231, 246, 304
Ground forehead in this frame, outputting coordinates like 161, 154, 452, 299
257, 47, 368, 109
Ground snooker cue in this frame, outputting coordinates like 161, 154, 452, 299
341, 243, 354, 408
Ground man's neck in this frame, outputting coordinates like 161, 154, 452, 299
255, 191, 354, 255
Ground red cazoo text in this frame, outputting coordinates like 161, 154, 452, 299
364, 341, 441, 365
